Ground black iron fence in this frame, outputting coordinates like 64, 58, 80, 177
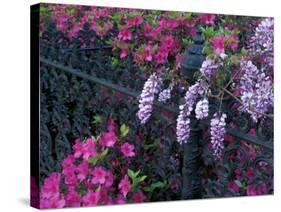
39, 22, 273, 199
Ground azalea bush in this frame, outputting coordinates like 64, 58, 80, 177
38, 3, 274, 209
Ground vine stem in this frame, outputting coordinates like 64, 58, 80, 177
221, 87, 274, 119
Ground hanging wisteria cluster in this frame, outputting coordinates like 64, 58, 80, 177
176, 82, 204, 144
158, 88, 172, 103
239, 60, 273, 122
195, 98, 209, 120
199, 58, 218, 81
210, 113, 227, 160
136, 17, 273, 160
136, 73, 162, 124
249, 18, 273, 66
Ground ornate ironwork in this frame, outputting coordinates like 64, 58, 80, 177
39, 22, 273, 198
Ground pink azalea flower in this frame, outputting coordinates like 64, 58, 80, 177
120, 48, 129, 58
211, 35, 225, 54
115, 194, 126, 204
228, 181, 240, 193
246, 185, 257, 196
105, 171, 114, 187
118, 175, 131, 197
73, 139, 83, 158
120, 143, 135, 157
118, 28, 132, 41
225, 34, 239, 52
40, 197, 65, 209
65, 190, 81, 207
82, 190, 100, 206
76, 161, 89, 181
155, 50, 167, 64
132, 191, 146, 203
99, 130, 117, 147
166, 19, 179, 29
91, 167, 107, 184
144, 44, 153, 61
199, 14, 216, 25
82, 138, 97, 160
62, 155, 75, 175
164, 35, 175, 48
41, 173, 61, 199
133, 16, 143, 26
246, 167, 254, 180
107, 117, 117, 132
64, 170, 78, 186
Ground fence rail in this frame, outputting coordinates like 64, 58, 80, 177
40, 57, 273, 151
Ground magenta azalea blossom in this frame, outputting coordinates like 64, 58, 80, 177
91, 167, 107, 184
40, 173, 61, 199
132, 191, 146, 203
118, 175, 131, 197
118, 28, 132, 41
76, 161, 89, 181
121, 142, 135, 157
199, 14, 216, 25
99, 131, 117, 147
211, 35, 225, 54
65, 190, 81, 207
82, 191, 100, 206
40, 197, 65, 209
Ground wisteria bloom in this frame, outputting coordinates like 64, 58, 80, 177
82, 191, 100, 206
158, 88, 171, 103
176, 82, 204, 144
137, 73, 162, 124
118, 175, 131, 197
239, 60, 273, 122
210, 113, 227, 159
120, 142, 135, 157
195, 98, 209, 120
249, 18, 273, 55
200, 58, 218, 81
91, 167, 107, 185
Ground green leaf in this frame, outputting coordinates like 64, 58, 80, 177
234, 180, 242, 187
88, 156, 99, 164
92, 115, 102, 125
111, 57, 119, 69
120, 124, 129, 138
150, 181, 167, 190
100, 148, 109, 157
128, 169, 135, 180
139, 175, 147, 182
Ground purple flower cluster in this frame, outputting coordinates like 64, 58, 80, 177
249, 18, 273, 55
249, 18, 274, 68
200, 58, 218, 81
137, 73, 162, 124
210, 113, 227, 160
195, 98, 209, 120
239, 60, 273, 122
158, 88, 171, 103
176, 82, 204, 144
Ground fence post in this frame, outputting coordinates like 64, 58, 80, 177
181, 116, 202, 199
180, 27, 205, 199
